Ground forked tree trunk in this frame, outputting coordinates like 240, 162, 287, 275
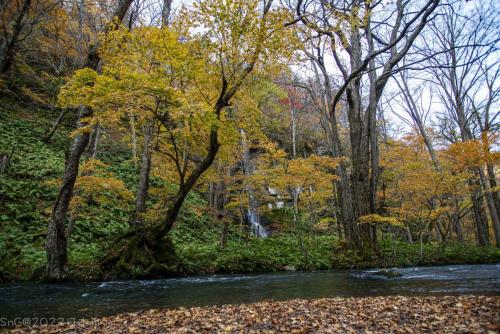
102, 128, 221, 278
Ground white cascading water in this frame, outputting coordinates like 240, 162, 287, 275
247, 195, 268, 238
241, 129, 268, 238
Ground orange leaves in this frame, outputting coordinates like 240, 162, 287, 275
380, 135, 471, 225
445, 134, 499, 172
252, 150, 340, 215
11, 296, 499, 333
54, 159, 134, 220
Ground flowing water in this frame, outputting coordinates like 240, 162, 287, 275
0, 264, 498, 322
240, 128, 267, 238
247, 206, 268, 238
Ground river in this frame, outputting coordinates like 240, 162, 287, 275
0, 264, 498, 322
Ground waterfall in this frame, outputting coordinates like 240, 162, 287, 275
247, 198, 268, 238
241, 129, 268, 238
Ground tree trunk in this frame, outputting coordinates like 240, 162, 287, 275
46, 0, 133, 281
161, 0, 173, 27
451, 202, 464, 243
479, 168, 500, 246
103, 124, 222, 277
44, 108, 67, 143
0, 0, 31, 74
470, 176, 490, 246
130, 0, 173, 225
220, 216, 229, 249
46, 106, 91, 281
133, 120, 155, 226
86, 125, 100, 159
487, 164, 500, 221
310, 49, 363, 251
129, 114, 137, 168
288, 96, 297, 158
0, 145, 14, 174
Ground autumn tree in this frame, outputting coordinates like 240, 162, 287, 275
46, 0, 133, 282
133, 0, 173, 227
420, 0, 500, 245
292, 0, 440, 252
253, 142, 339, 262
59, 0, 292, 277
380, 135, 472, 247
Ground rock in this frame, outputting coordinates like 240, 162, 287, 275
284, 265, 296, 271
375, 270, 402, 278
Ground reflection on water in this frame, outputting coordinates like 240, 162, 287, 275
0, 264, 498, 321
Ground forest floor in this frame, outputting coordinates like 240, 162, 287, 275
7, 295, 500, 333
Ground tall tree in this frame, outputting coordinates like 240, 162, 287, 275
294, 0, 440, 251
46, 0, 133, 281
67, 0, 293, 277
133, 0, 173, 226
421, 0, 499, 245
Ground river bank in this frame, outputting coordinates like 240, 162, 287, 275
2, 264, 499, 328
7, 296, 499, 333
42, 241, 500, 283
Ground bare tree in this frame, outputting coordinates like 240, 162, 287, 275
420, 0, 499, 246
0, 0, 65, 75
293, 0, 440, 251
471, 61, 500, 230
392, 72, 441, 170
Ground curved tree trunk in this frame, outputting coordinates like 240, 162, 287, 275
46, 0, 133, 282
102, 128, 221, 277
46, 106, 91, 281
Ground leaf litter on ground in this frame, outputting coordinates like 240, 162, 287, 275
7, 295, 500, 333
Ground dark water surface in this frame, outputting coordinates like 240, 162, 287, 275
1, 264, 498, 321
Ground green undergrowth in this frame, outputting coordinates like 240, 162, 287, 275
0, 100, 498, 282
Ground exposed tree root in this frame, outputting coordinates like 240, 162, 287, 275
100, 228, 178, 279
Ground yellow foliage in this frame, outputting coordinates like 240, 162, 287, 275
445, 135, 500, 171
47, 159, 133, 220
380, 134, 471, 227
359, 214, 403, 227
